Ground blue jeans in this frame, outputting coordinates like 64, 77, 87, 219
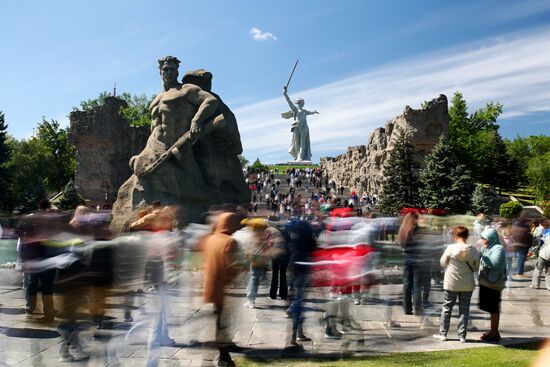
246, 267, 266, 301
403, 264, 426, 315
515, 247, 529, 275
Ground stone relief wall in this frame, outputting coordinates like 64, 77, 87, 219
68, 96, 149, 206
320, 95, 449, 195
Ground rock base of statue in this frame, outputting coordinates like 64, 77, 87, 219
110, 154, 249, 233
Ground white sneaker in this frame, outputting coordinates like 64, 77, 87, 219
432, 334, 447, 341
459, 337, 467, 343
243, 300, 256, 309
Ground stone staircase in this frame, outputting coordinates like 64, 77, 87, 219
251, 173, 369, 216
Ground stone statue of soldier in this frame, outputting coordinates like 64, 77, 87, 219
111, 56, 248, 231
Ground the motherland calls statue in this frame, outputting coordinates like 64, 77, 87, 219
281, 86, 318, 162
110, 56, 249, 232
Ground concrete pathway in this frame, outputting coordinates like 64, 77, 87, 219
0, 272, 548, 366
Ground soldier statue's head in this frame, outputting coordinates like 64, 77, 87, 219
158, 56, 181, 90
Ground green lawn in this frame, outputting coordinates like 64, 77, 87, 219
268, 164, 318, 173
237, 344, 542, 367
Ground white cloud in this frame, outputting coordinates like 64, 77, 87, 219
249, 27, 278, 42
236, 26, 550, 163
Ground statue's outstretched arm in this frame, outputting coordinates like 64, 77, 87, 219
305, 109, 319, 115
283, 89, 297, 112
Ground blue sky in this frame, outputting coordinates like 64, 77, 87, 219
1, 0, 549, 163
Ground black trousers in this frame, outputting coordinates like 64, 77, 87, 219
25, 269, 56, 316
270, 257, 289, 299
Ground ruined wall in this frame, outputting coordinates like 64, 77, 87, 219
68, 96, 149, 206
320, 95, 449, 195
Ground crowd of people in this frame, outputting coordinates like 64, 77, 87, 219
4, 178, 550, 366
245, 167, 378, 218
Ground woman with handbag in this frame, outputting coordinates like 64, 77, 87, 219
478, 228, 507, 342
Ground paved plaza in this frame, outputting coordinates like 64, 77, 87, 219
0, 270, 548, 366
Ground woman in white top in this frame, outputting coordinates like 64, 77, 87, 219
434, 226, 480, 343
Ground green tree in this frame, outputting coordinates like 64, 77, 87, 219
499, 201, 523, 219
476, 130, 517, 193
36, 119, 76, 192
379, 132, 420, 215
0, 111, 12, 212
526, 152, 550, 202
74, 91, 110, 112
238, 155, 249, 168
448, 92, 504, 183
5, 136, 55, 212
419, 136, 473, 213
119, 92, 155, 127
58, 180, 84, 210
470, 185, 495, 215
17, 181, 47, 213
249, 158, 269, 173
506, 135, 550, 186
75, 91, 154, 127
540, 201, 550, 219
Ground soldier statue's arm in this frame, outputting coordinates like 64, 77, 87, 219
140, 87, 222, 176
184, 84, 219, 137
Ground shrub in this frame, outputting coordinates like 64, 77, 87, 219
499, 201, 523, 219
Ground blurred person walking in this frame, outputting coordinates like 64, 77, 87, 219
286, 219, 316, 346
19, 199, 58, 322
241, 218, 278, 308
531, 220, 550, 290
433, 226, 479, 343
202, 212, 242, 367
497, 221, 515, 282
398, 212, 427, 315
511, 213, 533, 277
269, 221, 290, 300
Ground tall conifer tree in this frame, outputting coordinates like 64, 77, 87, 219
0, 111, 11, 211
419, 136, 473, 213
379, 131, 420, 215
